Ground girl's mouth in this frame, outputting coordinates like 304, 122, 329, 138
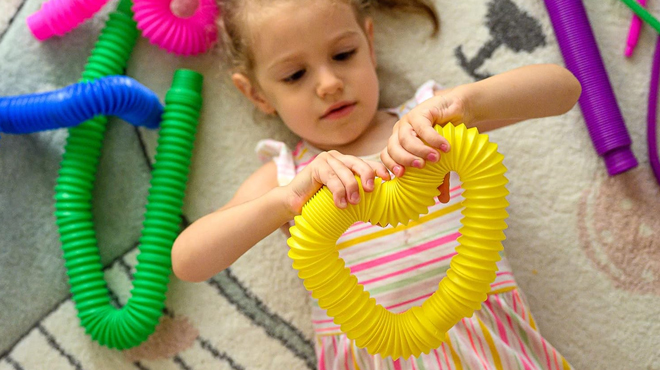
321, 102, 356, 120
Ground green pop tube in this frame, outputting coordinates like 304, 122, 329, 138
54, 0, 204, 349
618, 0, 660, 35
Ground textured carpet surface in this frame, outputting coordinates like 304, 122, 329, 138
1, 0, 660, 369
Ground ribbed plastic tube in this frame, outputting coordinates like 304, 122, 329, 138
54, 0, 203, 349
55, 69, 203, 349
0, 76, 163, 136
647, 36, 660, 185
544, 0, 638, 176
27, 0, 111, 40
288, 124, 509, 359
132, 0, 219, 56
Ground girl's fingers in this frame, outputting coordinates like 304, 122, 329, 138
318, 169, 347, 208
388, 127, 423, 171
379, 148, 404, 178
326, 154, 359, 207
397, 126, 439, 167
383, 130, 406, 177
407, 110, 450, 153
366, 160, 391, 183
346, 158, 380, 193
310, 152, 346, 208
332, 156, 370, 203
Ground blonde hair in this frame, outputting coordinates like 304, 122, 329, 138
218, 0, 439, 76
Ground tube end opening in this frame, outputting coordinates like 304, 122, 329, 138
603, 147, 638, 176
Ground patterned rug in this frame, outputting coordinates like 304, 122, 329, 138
1, 0, 660, 369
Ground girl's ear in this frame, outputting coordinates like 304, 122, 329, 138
231, 73, 277, 115
364, 17, 377, 68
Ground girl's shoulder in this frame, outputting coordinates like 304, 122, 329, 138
255, 139, 314, 186
386, 80, 442, 119
223, 160, 279, 210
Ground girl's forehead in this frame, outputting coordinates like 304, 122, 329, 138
247, 0, 361, 44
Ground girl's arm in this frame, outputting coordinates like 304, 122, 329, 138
171, 162, 289, 282
450, 63, 582, 131
171, 151, 390, 282
381, 64, 581, 172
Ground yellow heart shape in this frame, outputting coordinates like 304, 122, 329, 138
287, 123, 509, 359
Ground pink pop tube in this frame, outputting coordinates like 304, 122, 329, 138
625, 0, 648, 57
132, 0, 219, 56
27, 0, 110, 41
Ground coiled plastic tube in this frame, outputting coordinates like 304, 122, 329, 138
0, 76, 162, 137
544, 0, 638, 176
54, 0, 202, 350
27, 0, 111, 41
288, 124, 509, 359
55, 69, 203, 349
132, 0, 219, 56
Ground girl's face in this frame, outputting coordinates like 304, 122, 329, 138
232, 0, 380, 150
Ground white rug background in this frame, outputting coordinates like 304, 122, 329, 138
1, 0, 660, 369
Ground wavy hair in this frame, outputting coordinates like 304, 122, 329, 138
218, 0, 439, 76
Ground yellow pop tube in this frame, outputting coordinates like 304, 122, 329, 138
286, 123, 509, 359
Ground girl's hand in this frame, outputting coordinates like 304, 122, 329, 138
285, 150, 391, 213
381, 90, 470, 203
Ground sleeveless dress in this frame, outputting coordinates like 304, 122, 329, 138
256, 81, 573, 370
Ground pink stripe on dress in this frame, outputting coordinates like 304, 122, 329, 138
462, 318, 490, 369
341, 222, 370, 237
491, 280, 515, 288
386, 292, 433, 310
360, 254, 455, 285
441, 345, 452, 369
319, 341, 327, 370
344, 338, 350, 370
553, 347, 561, 370
432, 348, 445, 368
498, 294, 535, 370
313, 318, 335, 324
292, 141, 304, 156
349, 232, 460, 273
484, 299, 510, 347
542, 339, 553, 370
470, 318, 491, 367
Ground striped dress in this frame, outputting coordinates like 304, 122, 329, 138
256, 81, 573, 370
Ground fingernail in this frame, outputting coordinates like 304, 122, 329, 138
393, 165, 403, 177
350, 193, 360, 203
339, 197, 347, 207
440, 143, 450, 152
427, 152, 438, 162
366, 179, 374, 188
412, 159, 423, 169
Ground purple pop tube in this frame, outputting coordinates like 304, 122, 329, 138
544, 0, 638, 176
647, 35, 660, 185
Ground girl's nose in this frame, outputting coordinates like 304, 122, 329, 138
316, 67, 343, 98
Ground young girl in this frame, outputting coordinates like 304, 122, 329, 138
172, 0, 582, 368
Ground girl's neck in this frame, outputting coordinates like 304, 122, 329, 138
310, 110, 398, 157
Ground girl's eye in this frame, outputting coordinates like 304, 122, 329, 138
333, 49, 356, 61
283, 70, 306, 83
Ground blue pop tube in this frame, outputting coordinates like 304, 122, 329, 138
0, 75, 163, 136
